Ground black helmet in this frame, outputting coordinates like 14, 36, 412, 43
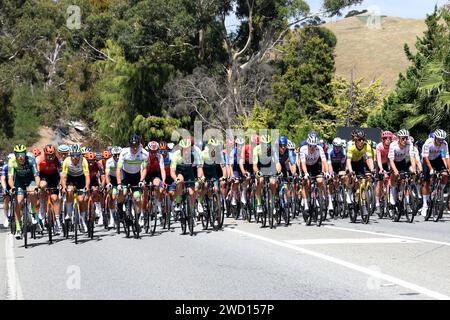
352, 129, 366, 141
129, 134, 141, 145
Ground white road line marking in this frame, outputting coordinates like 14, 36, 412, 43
227, 228, 450, 300
324, 226, 450, 247
285, 238, 419, 245
5, 234, 24, 300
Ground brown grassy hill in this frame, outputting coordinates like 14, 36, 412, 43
324, 16, 427, 93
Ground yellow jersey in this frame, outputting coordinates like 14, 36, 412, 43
61, 157, 89, 177
346, 141, 373, 162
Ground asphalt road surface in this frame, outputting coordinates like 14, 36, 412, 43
1, 202, 450, 300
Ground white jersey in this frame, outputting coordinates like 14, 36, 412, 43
300, 145, 326, 166
413, 146, 421, 162
105, 157, 123, 178
117, 147, 148, 174
422, 138, 449, 160
388, 141, 415, 162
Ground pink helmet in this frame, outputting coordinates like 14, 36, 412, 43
381, 131, 393, 139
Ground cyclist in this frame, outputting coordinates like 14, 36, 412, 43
36, 144, 62, 235
60, 144, 90, 233
327, 137, 347, 214
116, 134, 148, 226
299, 135, 328, 212
105, 146, 122, 228
237, 138, 254, 206
84, 151, 105, 225
228, 137, 247, 208
375, 131, 394, 215
8, 145, 40, 240
1, 154, 14, 228
345, 130, 375, 206
278, 136, 297, 212
198, 138, 227, 214
420, 129, 449, 216
388, 129, 417, 212
160, 141, 176, 203
143, 141, 166, 225
409, 137, 423, 174
170, 138, 204, 214
253, 134, 282, 215
32, 147, 41, 159
57, 145, 70, 165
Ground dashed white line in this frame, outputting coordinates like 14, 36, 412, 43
227, 228, 450, 300
5, 234, 24, 300
324, 225, 450, 247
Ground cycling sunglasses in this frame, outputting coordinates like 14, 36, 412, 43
71, 153, 81, 158
279, 144, 287, 148
399, 137, 408, 141
436, 138, 445, 143
15, 152, 26, 157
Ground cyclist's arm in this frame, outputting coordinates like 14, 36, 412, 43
7, 160, 15, 189
376, 147, 384, 170
252, 147, 259, 174
346, 158, 353, 174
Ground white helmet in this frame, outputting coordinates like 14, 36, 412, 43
397, 129, 410, 137
287, 140, 295, 150
434, 129, 447, 140
332, 137, 342, 147
167, 143, 175, 150
111, 146, 122, 155
7, 153, 15, 160
235, 137, 245, 145
307, 135, 319, 146
409, 136, 414, 144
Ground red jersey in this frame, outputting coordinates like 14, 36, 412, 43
36, 154, 60, 175
88, 160, 105, 180
147, 153, 164, 174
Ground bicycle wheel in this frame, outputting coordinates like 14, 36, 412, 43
22, 200, 28, 248
201, 196, 209, 230
47, 206, 53, 244
249, 188, 257, 223
348, 196, 357, 223
163, 195, 172, 230
74, 204, 79, 244
180, 201, 187, 235
88, 201, 95, 239
360, 187, 370, 224
187, 198, 195, 236
316, 188, 325, 227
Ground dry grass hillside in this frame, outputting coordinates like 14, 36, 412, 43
324, 16, 427, 92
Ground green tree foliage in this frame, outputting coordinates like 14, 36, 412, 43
315, 76, 384, 141
267, 27, 335, 142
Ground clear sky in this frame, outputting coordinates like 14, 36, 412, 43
226, 0, 449, 30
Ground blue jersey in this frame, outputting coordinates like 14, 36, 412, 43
1, 164, 8, 177
327, 148, 346, 164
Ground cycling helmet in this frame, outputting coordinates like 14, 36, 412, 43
179, 138, 191, 149
278, 136, 288, 146
31, 148, 41, 157
84, 151, 96, 161
80, 147, 88, 154
409, 136, 415, 145
308, 131, 319, 139
14, 144, 27, 154
102, 150, 111, 159
147, 141, 159, 151
129, 134, 141, 145
251, 134, 260, 145
159, 141, 168, 151
434, 129, 447, 140
44, 144, 56, 155
208, 138, 220, 147
307, 135, 319, 146
167, 143, 174, 151
353, 129, 366, 141
332, 138, 342, 147
397, 129, 410, 137
341, 139, 347, 147
287, 140, 295, 150
111, 146, 122, 155
260, 135, 271, 144
70, 144, 81, 155
57, 144, 70, 153
372, 141, 377, 149
381, 131, 394, 139
7, 153, 15, 160
235, 137, 245, 145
